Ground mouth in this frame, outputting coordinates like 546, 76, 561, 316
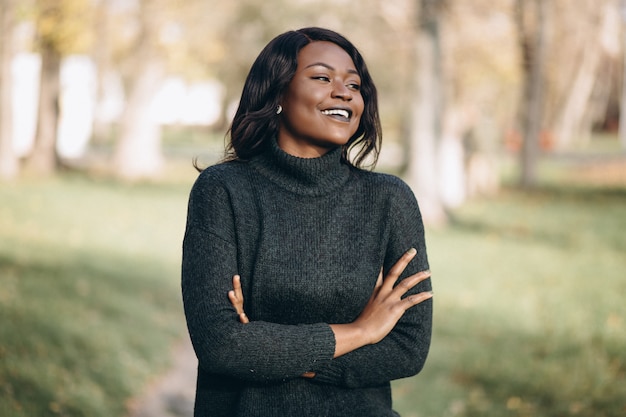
321, 107, 352, 122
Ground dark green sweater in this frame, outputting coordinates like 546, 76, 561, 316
182, 140, 432, 417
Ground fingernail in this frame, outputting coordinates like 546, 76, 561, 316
407, 248, 417, 255
428, 291, 434, 296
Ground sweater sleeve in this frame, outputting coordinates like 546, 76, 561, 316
311, 179, 433, 388
181, 170, 336, 384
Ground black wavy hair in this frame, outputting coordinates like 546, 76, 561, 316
220, 27, 382, 169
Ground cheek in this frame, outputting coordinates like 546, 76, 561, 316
355, 95, 365, 116
352, 98, 366, 136
355, 98, 366, 122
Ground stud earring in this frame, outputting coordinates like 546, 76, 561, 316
276, 105, 282, 115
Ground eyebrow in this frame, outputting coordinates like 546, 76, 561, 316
305, 62, 360, 76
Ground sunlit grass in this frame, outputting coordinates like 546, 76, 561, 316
393, 185, 626, 417
0, 175, 189, 417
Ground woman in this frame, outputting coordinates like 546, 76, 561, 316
182, 27, 433, 417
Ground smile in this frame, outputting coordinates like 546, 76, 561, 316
321, 108, 352, 121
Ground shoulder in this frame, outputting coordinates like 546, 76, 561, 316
352, 169, 417, 203
191, 161, 251, 192
187, 161, 253, 207
196, 160, 250, 183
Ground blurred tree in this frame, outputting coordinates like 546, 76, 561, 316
202, 0, 415, 136
515, 0, 548, 188
444, 0, 517, 198
112, 0, 166, 179
207, 1, 357, 128
24, 0, 92, 175
90, 0, 113, 145
0, 0, 17, 180
619, 0, 626, 151
550, 0, 620, 149
181, 1, 243, 129
406, 0, 447, 225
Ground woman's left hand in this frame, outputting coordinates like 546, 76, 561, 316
228, 275, 249, 324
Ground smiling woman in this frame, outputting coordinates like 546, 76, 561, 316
277, 41, 365, 158
182, 27, 433, 417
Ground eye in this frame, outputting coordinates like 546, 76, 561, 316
347, 83, 361, 91
312, 76, 331, 82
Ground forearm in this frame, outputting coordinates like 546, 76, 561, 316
224, 242, 432, 385
183, 247, 338, 382
329, 248, 431, 360
315, 238, 433, 387
329, 323, 369, 358
186, 311, 335, 382
314, 297, 432, 388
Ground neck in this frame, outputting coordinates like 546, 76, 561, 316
276, 137, 335, 159
249, 139, 351, 196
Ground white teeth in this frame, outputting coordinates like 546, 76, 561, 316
322, 109, 350, 119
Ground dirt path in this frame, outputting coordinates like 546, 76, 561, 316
127, 338, 197, 417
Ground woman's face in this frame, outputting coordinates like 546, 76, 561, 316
277, 41, 364, 158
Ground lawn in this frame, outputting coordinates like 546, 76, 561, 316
0, 174, 191, 417
1, 158, 625, 416
393, 184, 626, 417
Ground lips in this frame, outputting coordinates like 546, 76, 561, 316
321, 107, 352, 121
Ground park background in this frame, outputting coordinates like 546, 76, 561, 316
1, 0, 625, 416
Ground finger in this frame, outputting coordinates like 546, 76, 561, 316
382, 248, 417, 291
231, 275, 244, 305
375, 268, 383, 288
228, 290, 244, 314
402, 290, 434, 309
239, 312, 250, 324
232, 275, 243, 296
392, 269, 431, 297
228, 289, 237, 304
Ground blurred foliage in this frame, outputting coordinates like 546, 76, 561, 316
31, 0, 93, 54
3, 0, 621, 179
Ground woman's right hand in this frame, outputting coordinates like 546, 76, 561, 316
330, 248, 432, 357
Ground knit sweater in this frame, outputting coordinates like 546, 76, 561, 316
181, 140, 432, 417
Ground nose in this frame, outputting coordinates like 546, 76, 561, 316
331, 81, 352, 101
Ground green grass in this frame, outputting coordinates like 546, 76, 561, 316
393, 185, 626, 417
1, 158, 625, 416
0, 174, 191, 417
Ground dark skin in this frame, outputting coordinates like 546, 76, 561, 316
276, 41, 365, 158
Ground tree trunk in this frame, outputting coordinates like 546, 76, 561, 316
0, 0, 18, 180
407, 0, 447, 226
619, 0, 626, 152
91, 0, 112, 145
553, 43, 601, 149
553, 3, 613, 150
113, 0, 164, 180
113, 59, 164, 179
438, 109, 467, 208
516, 0, 548, 188
25, 44, 61, 175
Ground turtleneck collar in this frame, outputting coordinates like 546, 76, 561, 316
249, 139, 351, 196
